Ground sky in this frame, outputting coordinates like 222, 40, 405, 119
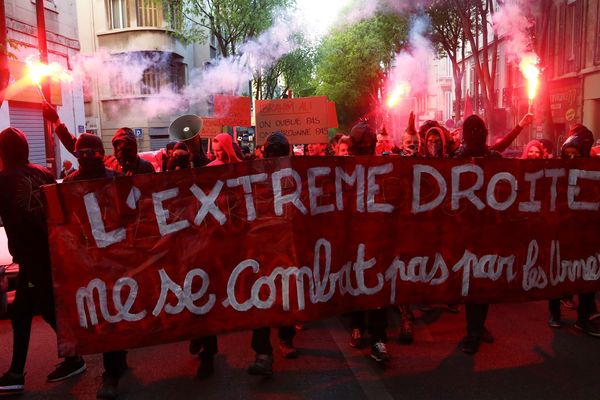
295, 0, 352, 40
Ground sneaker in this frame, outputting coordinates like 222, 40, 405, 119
560, 298, 577, 310
47, 357, 86, 382
196, 355, 214, 379
548, 316, 562, 328
370, 342, 390, 362
461, 335, 480, 354
96, 373, 119, 399
574, 319, 600, 337
189, 339, 201, 355
398, 315, 414, 344
481, 328, 494, 344
247, 354, 273, 376
279, 340, 298, 359
0, 371, 24, 394
349, 328, 365, 348
446, 304, 460, 314
295, 324, 305, 331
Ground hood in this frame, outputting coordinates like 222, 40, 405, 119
264, 132, 290, 158
213, 133, 241, 163
462, 115, 488, 155
424, 127, 447, 157
0, 127, 29, 168
349, 121, 376, 156
561, 124, 594, 158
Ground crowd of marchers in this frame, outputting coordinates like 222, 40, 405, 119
1, 101, 599, 399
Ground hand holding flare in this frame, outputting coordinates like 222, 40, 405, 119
25, 56, 73, 103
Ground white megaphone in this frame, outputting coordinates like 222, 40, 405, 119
168, 115, 203, 141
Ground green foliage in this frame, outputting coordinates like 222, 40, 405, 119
314, 13, 408, 129
163, 0, 293, 57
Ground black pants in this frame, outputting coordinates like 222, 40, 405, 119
577, 292, 597, 321
9, 268, 56, 374
251, 326, 296, 355
350, 308, 388, 343
465, 303, 488, 338
103, 351, 128, 377
195, 336, 218, 359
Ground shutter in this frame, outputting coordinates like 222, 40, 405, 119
149, 127, 170, 151
8, 102, 46, 166
574, 0, 584, 71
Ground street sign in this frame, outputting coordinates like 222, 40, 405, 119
134, 128, 143, 138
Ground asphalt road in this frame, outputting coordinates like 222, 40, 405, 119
1, 301, 600, 399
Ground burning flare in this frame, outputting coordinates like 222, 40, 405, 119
519, 54, 540, 102
386, 81, 411, 109
25, 56, 73, 86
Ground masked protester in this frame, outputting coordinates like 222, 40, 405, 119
346, 121, 391, 363
63, 134, 126, 399
376, 129, 394, 155
161, 141, 177, 172
245, 132, 299, 377
424, 127, 447, 158
0, 128, 86, 395
547, 124, 600, 336
166, 142, 192, 171
453, 115, 498, 355
111, 128, 155, 176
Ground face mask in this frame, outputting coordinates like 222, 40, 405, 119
428, 142, 443, 157
404, 144, 418, 156
78, 157, 105, 173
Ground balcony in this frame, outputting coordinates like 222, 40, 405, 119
438, 76, 453, 90
97, 28, 186, 57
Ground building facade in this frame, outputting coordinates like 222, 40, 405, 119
1, 0, 84, 174
76, 0, 216, 152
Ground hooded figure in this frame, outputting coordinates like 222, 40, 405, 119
349, 121, 376, 156
111, 128, 155, 176
424, 127, 447, 158
208, 133, 241, 166
64, 134, 116, 181
454, 115, 501, 158
166, 142, 192, 171
263, 132, 290, 158
0, 128, 29, 168
561, 124, 594, 159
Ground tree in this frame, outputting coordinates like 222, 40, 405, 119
450, 0, 499, 121
164, 0, 293, 58
314, 13, 409, 129
427, 0, 467, 121
254, 43, 316, 99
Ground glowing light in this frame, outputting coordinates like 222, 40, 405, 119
25, 56, 73, 87
386, 82, 411, 109
519, 54, 540, 102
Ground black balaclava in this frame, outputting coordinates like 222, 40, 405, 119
561, 124, 594, 159
75, 133, 105, 176
462, 115, 488, 154
349, 121, 376, 156
0, 127, 29, 168
112, 127, 138, 170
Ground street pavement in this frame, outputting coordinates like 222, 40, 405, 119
1, 300, 600, 399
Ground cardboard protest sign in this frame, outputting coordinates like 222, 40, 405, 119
214, 95, 252, 127
328, 101, 338, 129
200, 117, 224, 138
44, 158, 600, 356
255, 96, 330, 145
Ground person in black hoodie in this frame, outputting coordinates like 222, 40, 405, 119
551, 124, 600, 336
64, 134, 126, 399
247, 132, 298, 376
454, 115, 497, 355
0, 128, 86, 395
111, 128, 155, 176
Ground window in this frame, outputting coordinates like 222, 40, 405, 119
565, 2, 576, 61
108, 0, 128, 29
141, 67, 161, 95
137, 0, 160, 27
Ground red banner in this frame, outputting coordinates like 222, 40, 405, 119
43, 158, 600, 356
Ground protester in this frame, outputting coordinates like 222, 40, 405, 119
423, 126, 448, 158
400, 112, 421, 157
549, 124, 600, 336
521, 139, 545, 159
347, 121, 390, 363
0, 128, 86, 395
335, 136, 352, 156
207, 133, 241, 166
111, 128, 155, 175
247, 131, 299, 376
375, 129, 394, 155
161, 141, 177, 172
328, 132, 345, 155
59, 160, 76, 179
166, 142, 192, 171
454, 115, 499, 354
63, 134, 127, 399
306, 143, 326, 156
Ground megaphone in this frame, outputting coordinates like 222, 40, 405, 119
169, 115, 203, 141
